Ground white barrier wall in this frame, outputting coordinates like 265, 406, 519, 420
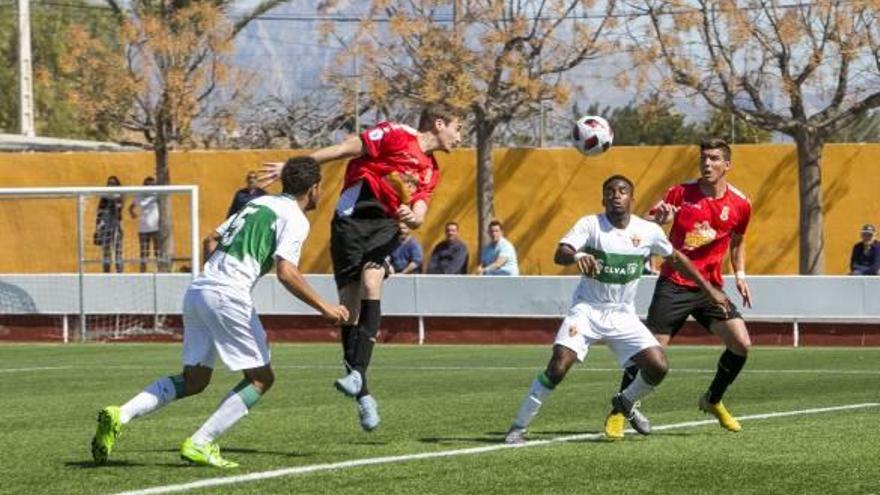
2, 274, 880, 322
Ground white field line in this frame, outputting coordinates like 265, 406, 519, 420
112, 402, 880, 495
0, 366, 70, 373
67, 364, 880, 375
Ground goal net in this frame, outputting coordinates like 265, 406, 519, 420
0, 185, 199, 342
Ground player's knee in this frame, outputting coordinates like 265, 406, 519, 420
184, 376, 210, 396
729, 335, 751, 356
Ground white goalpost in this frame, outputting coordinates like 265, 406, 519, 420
0, 185, 199, 342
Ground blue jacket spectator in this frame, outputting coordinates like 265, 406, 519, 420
427, 222, 469, 274
391, 222, 423, 274
478, 220, 519, 276
850, 224, 880, 275
226, 170, 267, 218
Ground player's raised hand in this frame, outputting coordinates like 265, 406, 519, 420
735, 278, 753, 308
257, 161, 284, 188
653, 202, 679, 225
397, 204, 420, 229
574, 253, 600, 278
321, 304, 350, 326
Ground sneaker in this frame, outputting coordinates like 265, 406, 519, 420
698, 394, 742, 432
603, 411, 625, 440
180, 437, 239, 468
626, 401, 652, 435
91, 406, 122, 465
357, 395, 380, 432
610, 393, 652, 435
334, 370, 363, 397
504, 426, 527, 444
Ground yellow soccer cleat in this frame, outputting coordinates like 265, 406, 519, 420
604, 411, 626, 440
698, 395, 742, 432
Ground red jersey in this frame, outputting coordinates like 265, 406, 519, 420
656, 181, 751, 288
340, 122, 440, 217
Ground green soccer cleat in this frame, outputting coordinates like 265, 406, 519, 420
91, 406, 122, 465
180, 437, 239, 468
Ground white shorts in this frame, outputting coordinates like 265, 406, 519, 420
182, 288, 270, 371
553, 303, 660, 368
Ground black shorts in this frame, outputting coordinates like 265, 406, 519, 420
330, 191, 400, 289
646, 277, 743, 337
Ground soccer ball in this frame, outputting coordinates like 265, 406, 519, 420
571, 115, 614, 156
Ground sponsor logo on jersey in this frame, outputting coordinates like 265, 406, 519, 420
683, 221, 717, 250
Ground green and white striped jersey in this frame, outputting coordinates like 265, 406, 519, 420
191, 194, 309, 300
560, 214, 672, 308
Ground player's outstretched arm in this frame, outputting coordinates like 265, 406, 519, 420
258, 135, 366, 187
666, 250, 730, 312
276, 258, 349, 325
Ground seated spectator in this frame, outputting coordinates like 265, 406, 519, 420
427, 222, 469, 274
390, 222, 423, 274
226, 170, 267, 218
850, 224, 880, 275
477, 220, 519, 276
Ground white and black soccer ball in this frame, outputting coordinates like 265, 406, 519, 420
571, 115, 614, 156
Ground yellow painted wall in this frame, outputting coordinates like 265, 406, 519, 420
0, 144, 877, 274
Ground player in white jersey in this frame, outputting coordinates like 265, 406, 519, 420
504, 175, 729, 444
90, 157, 349, 468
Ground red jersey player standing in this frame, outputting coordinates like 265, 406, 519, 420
264, 105, 463, 432
605, 138, 753, 439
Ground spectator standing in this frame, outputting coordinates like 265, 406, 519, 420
226, 170, 267, 218
390, 222, 423, 274
850, 224, 880, 275
96, 175, 124, 273
477, 220, 519, 276
129, 176, 160, 273
426, 222, 469, 274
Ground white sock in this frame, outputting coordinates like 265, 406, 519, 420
512, 374, 555, 429
621, 372, 655, 404
191, 382, 261, 447
119, 376, 181, 424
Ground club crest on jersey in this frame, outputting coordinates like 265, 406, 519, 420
720, 206, 730, 221
630, 234, 642, 247
569, 325, 579, 337
368, 129, 385, 141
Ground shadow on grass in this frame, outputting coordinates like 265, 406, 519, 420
65, 459, 147, 469
132, 447, 312, 459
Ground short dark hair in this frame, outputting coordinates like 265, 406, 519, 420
281, 156, 321, 196
445, 221, 459, 229
700, 138, 732, 161
488, 220, 503, 231
418, 103, 462, 132
602, 174, 634, 193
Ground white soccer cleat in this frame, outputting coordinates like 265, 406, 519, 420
357, 395, 380, 432
334, 370, 363, 397
504, 426, 527, 445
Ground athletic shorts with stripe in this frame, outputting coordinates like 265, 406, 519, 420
182, 288, 270, 371
553, 303, 660, 368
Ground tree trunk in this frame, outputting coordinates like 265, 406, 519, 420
793, 127, 825, 274
475, 120, 497, 257
154, 143, 174, 273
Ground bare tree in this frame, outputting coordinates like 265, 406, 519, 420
61, 0, 284, 270
321, 0, 617, 249
626, 0, 880, 274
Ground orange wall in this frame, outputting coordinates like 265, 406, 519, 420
1, 144, 878, 274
